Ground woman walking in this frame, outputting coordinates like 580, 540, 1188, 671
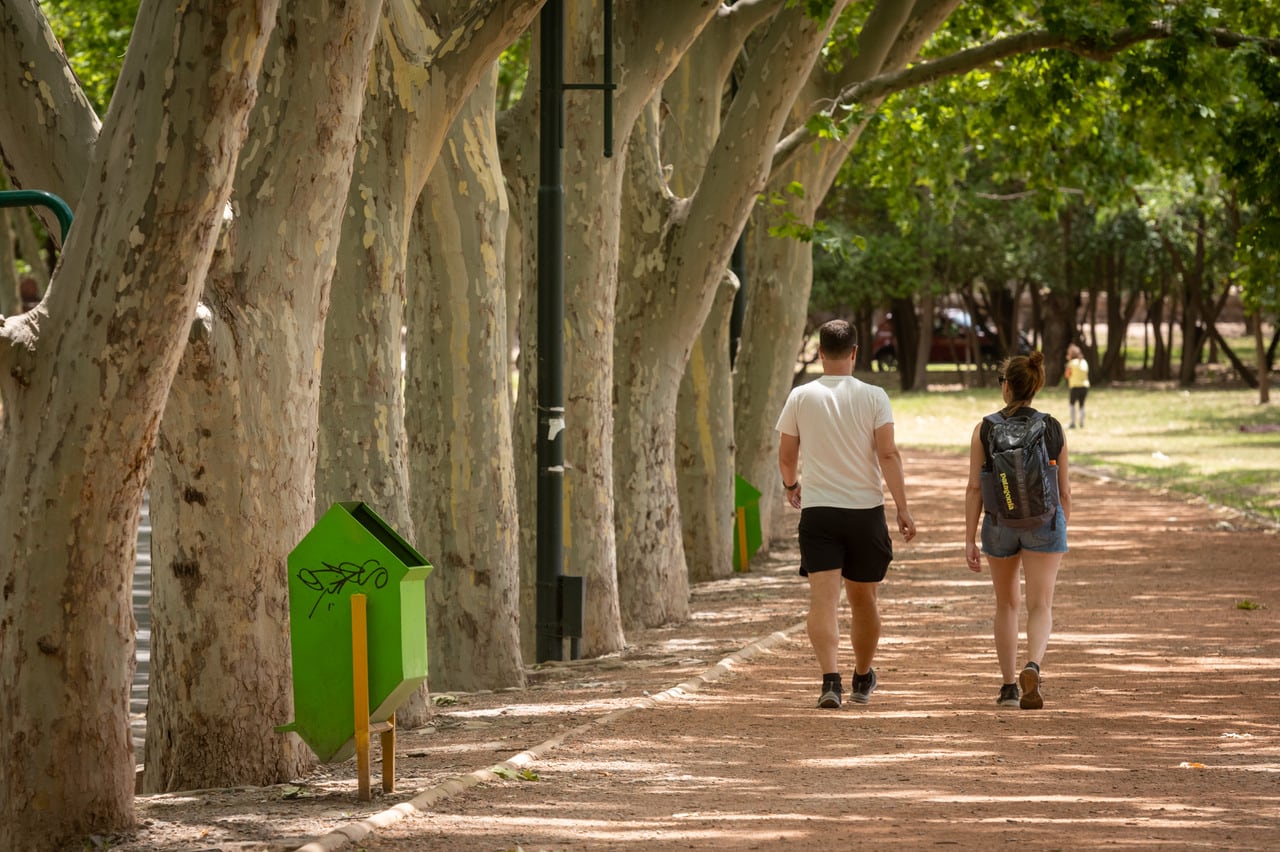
965, 351, 1071, 709
1065, 344, 1090, 428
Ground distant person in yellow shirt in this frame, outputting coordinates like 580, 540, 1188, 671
1065, 344, 1090, 429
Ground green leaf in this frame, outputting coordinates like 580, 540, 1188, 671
41, 0, 140, 116
492, 765, 541, 781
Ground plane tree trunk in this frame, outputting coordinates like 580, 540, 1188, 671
614, 3, 843, 628
145, 0, 383, 792
501, 0, 723, 648
732, 1, 959, 545
678, 269, 740, 582
406, 71, 525, 693
317, 0, 545, 718
0, 1, 279, 844
666, 1, 785, 581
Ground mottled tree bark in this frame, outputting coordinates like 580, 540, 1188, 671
732, 0, 959, 546
666, 2, 784, 581
146, 0, 384, 792
0, 1, 279, 843
0, 0, 98, 232
615, 3, 841, 627
734, 187, 817, 542
407, 70, 525, 694
317, 0, 545, 700
503, 0, 722, 646
677, 270, 739, 582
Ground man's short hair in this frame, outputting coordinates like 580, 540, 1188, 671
819, 319, 857, 357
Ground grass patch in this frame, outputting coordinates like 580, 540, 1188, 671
882, 380, 1280, 523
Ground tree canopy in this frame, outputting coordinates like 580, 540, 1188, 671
808, 0, 1278, 387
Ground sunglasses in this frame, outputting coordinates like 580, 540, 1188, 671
997, 374, 1006, 383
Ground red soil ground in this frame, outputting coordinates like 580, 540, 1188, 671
115, 450, 1279, 851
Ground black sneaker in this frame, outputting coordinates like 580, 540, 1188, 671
997, 683, 1020, 707
1018, 665, 1043, 710
848, 669, 877, 704
817, 685, 842, 709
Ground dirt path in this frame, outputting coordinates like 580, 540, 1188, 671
117, 450, 1279, 851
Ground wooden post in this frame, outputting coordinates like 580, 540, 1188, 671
351, 593, 397, 798
351, 594, 372, 801
381, 713, 396, 793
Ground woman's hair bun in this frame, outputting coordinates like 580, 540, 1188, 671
1028, 350, 1045, 369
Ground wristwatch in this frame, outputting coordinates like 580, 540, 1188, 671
784, 480, 799, 491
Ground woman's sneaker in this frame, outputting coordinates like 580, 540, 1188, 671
817, 684, 842, 709
997, 683, 1020, 707
1018, 665, 1044, 709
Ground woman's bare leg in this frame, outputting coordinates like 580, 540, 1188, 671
988, 555, 1022, 683
1020, 550, 1064, 667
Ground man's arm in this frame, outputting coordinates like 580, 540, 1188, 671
778, 431, 802, 509
874, 422, 916, 541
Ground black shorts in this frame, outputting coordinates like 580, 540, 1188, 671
1069, 387, 1089, 405
797, 506, 893, 583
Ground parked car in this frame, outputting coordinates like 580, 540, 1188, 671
872, 307, 1026, 370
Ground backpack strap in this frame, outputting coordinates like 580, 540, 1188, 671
980, 412, 1003, 468
978, 412, 1002, 517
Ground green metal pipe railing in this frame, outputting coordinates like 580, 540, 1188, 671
0, 189, 74, 242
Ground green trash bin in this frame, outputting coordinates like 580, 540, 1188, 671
733, 474, 763, 572
277, 502, 432, 763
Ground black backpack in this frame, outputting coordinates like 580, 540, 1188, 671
980, 410, 1060, 529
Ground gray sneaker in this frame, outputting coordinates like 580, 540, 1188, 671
817, 685, 842, 709
849, 668, 877, 704
1018, 666, 1044, 709
997, 683, 1020, 707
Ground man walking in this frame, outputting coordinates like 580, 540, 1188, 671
776, 319, 916, 708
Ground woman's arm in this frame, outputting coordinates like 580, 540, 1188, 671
965, 424, 986, 572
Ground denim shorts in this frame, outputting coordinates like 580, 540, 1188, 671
981, 506, 1068, 558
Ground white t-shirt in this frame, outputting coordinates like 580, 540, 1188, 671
775, 375, 893, 509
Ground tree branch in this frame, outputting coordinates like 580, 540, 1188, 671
0, 0, 100, 238
611, 1, 725, 133
774, 22, 1280, 166
975, 187, 1084, 201
889, 0, 966, 62
431, 0, 548, 104
673, 2, 837, 319
721, 0, 787, 39
1207, 319, 1259, 387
